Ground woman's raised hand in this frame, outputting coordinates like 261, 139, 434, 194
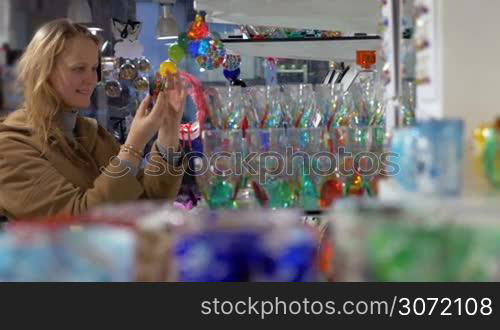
125, 91, 167, 150
157, 72, 187, 149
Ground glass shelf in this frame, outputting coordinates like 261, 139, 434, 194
221, 36, 381, 62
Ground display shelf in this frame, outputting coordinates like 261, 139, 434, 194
194, 0, 381, 33
221, 36, 381, 62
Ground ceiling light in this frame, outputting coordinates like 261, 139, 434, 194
88, 27, 103, 35
156, 0, 178, 40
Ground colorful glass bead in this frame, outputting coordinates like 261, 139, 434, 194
168, 43, 186, 63
188, 41, 201, 57
187, 14, 209, 40
159, 60, 177, 76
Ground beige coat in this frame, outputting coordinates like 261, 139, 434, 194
0, 110, 185, 220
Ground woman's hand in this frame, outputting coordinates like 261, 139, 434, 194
157, 73, 187, 150
125, 92, 168, 150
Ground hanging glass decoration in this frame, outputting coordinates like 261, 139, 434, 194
133, 76, 149, 92
119, 60, 138, 80
137, 57, 152, 73
104, 80, 122, 98
187, 13, 209, 40
223, 54, 241, 72
195, 37, 226, 70
198, 38, 210, 56
178, 32, 189, 50
223, 68, 240, 80
168, 43, 186, 63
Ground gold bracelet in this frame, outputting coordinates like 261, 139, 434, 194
122, 148, 142, 161
122, 144, 144, 155
120, 145, 143, 161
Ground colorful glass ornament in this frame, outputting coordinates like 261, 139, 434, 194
472, 124, 493, 174
168, 43, 186, 63
207, 180, 235, 209
195, 40, 226, 71
187, 14, 209, 40
365, 176, 381, 197
321, 31, 342, 38
289, 31, 303, 39
223, 68, 240, 81
299, 176, 319, 211
159, 60, 177, 76
252, 181, 269, 207
211, 40, 225, 58
104, 80, 122, 98
150, 73, 165, 98
347, 174, 364, 196
119, 61, 137, 80
133, 76, 149, 92
473, 124, 491, 151
195, 56, 211, 70
364, 220, 500, 281
178, 32, 188, 49
214, 57, 225, 69
252, 35, 266, 41
188, 41, 201, 57
320, 179, 343, 209
137, 57, 152, 72
198, 38, 210, 56
484, 121, 500, 187
264, 180, 295, 209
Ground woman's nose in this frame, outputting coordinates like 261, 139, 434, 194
83, 69, 98, 85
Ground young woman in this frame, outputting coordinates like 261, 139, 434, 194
0, 19, 187, 220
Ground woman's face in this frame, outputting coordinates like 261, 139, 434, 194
49, 36, 98, 109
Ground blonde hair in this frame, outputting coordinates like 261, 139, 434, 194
16, 18, 99, 159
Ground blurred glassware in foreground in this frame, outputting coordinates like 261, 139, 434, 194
173, 209, 318, 282
483, 118, 500, 188
327, 198, 500, 282
391, 119, 464, 196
